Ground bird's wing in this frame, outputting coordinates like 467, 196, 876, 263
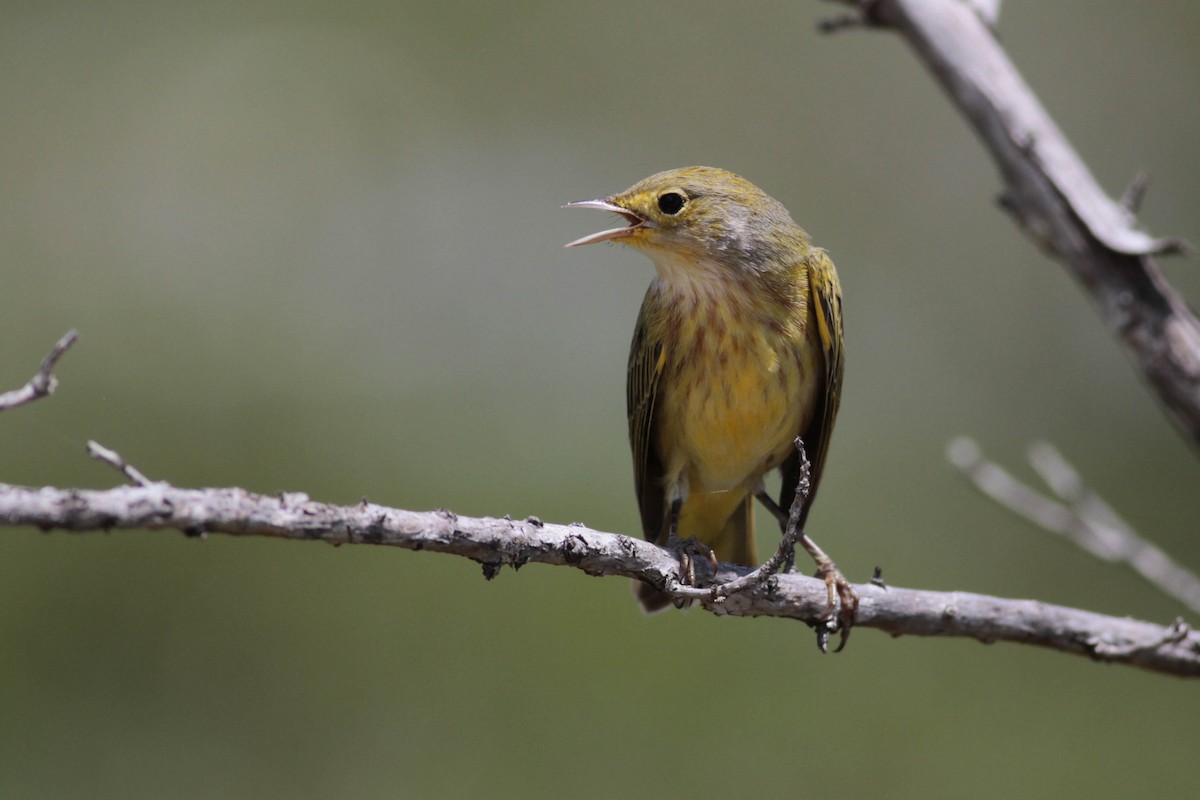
627, 291, 668, 544
780, 248, 844, 529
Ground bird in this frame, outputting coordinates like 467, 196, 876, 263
565, 166, 848, 617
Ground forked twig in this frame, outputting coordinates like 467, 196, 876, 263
948, 437, 1200, 614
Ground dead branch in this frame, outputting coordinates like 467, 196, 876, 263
828, 0, 1200, 446
1, 478, 1197, 677
0, 330, 78, 412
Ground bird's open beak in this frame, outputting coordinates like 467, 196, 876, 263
562, 199, 646, 247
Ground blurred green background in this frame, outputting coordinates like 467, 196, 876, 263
2, 1, 1198, 798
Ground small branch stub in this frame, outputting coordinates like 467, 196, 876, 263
86, 441, 155, 488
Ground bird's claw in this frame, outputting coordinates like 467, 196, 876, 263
813, 561, 858, 653
667, 535, 719, 607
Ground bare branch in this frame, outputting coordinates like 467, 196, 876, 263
833, 0, 1200, 447
0, 330, 79, 412
2, 479, 1197, 677
948, 437, 1200, 614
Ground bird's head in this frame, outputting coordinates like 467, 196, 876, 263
564, 166, 807, 275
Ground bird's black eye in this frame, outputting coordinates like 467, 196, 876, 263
657, 191, 686, 215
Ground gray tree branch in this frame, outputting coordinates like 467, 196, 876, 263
832, 0, 1200, 446
2, 478, 1197, 677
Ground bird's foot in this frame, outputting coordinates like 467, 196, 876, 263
666, 535, 719, 607
813, 558, 858, 653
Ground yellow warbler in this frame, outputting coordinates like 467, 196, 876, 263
566, 166, 845, 612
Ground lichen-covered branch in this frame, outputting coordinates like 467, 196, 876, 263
2, 480, 1197, 677
831, 0, 1200, 446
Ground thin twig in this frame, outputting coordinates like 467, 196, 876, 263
2, 479, 1197, 677
698, 440, 812, 602
86, 441, 155, 487
0, 330, 79, 412
948, 437, 1200, 614
675, 439, 857, 652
